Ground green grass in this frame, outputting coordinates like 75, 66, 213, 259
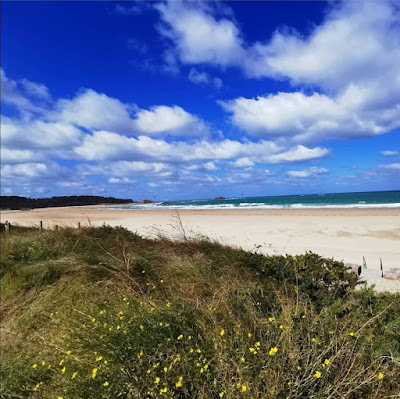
1, 224, 399, 398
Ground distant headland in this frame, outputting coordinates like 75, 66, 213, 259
0, 195, 134, 210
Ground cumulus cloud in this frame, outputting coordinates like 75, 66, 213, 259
74, 130, 328, 165
188, 68, 222, 88
287, 167, 329, 179
134, 105, 209, 136
155, 1, 244, 67
49, 89, 137, 135
230, 157, 254, 167
381, 150, 399, 156
268, 145, 329, 163
1, 116, 83, 155
1, 69, 47, 114
157, 1, 400, 143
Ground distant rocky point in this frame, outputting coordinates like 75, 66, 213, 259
138, 199, 155, 204
211, 196, 226, 200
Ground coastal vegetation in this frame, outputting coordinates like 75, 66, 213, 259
0, 196, 134, 210
1, 224, 399, 398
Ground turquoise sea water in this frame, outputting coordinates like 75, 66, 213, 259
110, 190, 400, 210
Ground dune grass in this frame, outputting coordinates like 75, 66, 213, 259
0, 224, 399, 398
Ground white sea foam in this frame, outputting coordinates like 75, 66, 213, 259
107, 202, 400, 210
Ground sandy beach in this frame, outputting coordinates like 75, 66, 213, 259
2, 206, 400, 292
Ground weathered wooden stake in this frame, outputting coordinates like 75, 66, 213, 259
363, 256, 367, 270
380, 257, 383, 277
39, 221, 43, 231
78, 222, 81, 230
55, 225, 59, 231
5, 221, 10, 234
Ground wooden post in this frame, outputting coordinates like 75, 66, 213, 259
363, 256, 367, 270
4, 221, 10, 234
78, 222, 81, 230
380, 257, 383, 277
55, 225, 59, 231
39, 221, 43, 231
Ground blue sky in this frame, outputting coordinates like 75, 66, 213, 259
1, 1, 399, 201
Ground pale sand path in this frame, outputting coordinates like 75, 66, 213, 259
2, 206, 399, 293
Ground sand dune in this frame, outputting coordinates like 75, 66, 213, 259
2, 206, 399, 292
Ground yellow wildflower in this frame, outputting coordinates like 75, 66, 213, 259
269, 347, 278, 356
96, 356, 103, 361
177, 334, 183, 340
61, 367, 66, 374
349, 332, 355, 336
154, 377, 160, 384
59, 359, 64, 366
32, 363, 37, 369
66, 350, 71, 356
160, 387, 167, 393
166, 302, 171, 308
160, 279, 164, 283
103, 381, 109, 387
219, 393, 224, 398
164, 367, 168, 372
99, 310, 104, 315
268, 317, 275, 322
50, 312, 54, 318
91, 368, 98, 379
324, 359, 330, 365
378, 372, 384, 380
241, 385, 247, 392
71, 371, 78, 379
248, 332, 252, 338
220, 329, 225, 336
311, 337, 317, 343
33, 383, 40, 391
196, 349, 201, 353
315, 371, 322, 378
140, 325, 144, 330
91, 318, 96, 323
41, 360, 45, 366
241, 357, 245, 362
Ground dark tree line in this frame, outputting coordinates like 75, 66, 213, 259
0, 196, 134, 210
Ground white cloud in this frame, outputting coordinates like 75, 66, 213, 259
1, 69, 46, 114
155, 1, 244, 66
81, 161, 167, 177
1, 116, 83, 156
231, 157, 254, 167
0, 148, 39, 163
381, 163, 400, 170
50, 89, 137, 135
108, 177, 134, 184
185, 161, 218, 171
221, 88, 400, 143
134, 105, 209, 136
381, 150, 399, 156
157, 1, 400, 142
19, 78, 51, 101
74, 130, 327, 165
188, 68, 222, 88
266, 145, 329, 163
287, 167, 329, 179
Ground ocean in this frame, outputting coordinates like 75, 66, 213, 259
110, 190, 400, 210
